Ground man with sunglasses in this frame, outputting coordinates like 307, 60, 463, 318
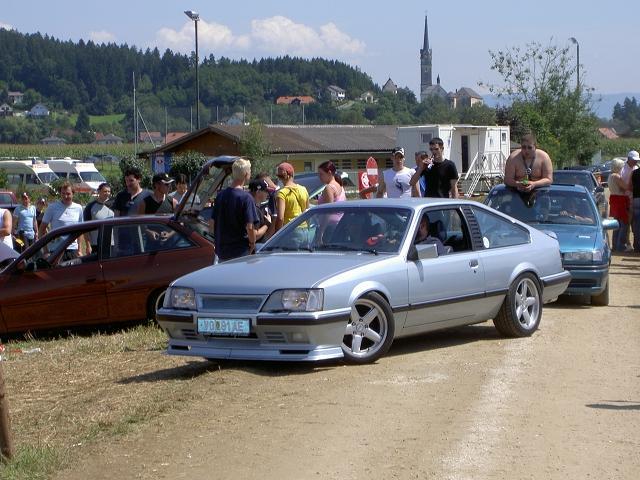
504, 133, 553, 192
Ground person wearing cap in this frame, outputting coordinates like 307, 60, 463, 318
377, 147, 416, 198
12, 192, 38, 251
138, 173, 177, 215
410, 137, 460, 198
621, 150, 639, 250
275, 162, 309, 231
249, 178, 274, 242
113, 166, 150, 216
211, 158, 258, 261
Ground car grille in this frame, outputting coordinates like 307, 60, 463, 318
200, 295, 266, 313
263, 332, 287, 344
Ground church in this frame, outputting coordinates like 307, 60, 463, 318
418, 15, 483, 108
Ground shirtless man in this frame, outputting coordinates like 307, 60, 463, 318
504, 133, 553, 193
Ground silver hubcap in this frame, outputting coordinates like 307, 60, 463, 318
342, 298, 388, 358
514, 278, 540, 329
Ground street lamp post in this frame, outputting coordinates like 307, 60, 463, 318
185, 10, 200, 130
569, 37, 580, 91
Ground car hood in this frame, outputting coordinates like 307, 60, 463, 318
533, 224, 599, 251
172, 253, 386, 294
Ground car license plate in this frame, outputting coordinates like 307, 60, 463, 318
197, 317, 251, 336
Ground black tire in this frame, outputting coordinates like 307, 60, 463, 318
591, 278, 609, 306
341, 292, 395, 364
493, 273, 542, 337
147, 288, 167, 322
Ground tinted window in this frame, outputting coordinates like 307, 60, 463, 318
109, 223, 194, 258
553, 172, 595, 190
473, 208, 530, 249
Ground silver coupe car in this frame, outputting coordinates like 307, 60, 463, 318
157, 198, 570, 364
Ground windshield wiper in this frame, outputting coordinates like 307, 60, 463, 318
319, 244, 379, 255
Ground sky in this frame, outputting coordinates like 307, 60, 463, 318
1, 0, 639, 96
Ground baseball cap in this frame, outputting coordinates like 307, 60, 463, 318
392, 147, 405, 157
627, 150, 640, 161
278, 162, 295, 176
249, 179, 269, 192
152, 173, 175, 185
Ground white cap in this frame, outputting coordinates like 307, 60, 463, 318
627, 150, 640, 161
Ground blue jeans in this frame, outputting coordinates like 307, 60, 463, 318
613, 219, 629, 251
633, 198, 640, 252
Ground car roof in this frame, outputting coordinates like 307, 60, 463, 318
313, 197, 480, 210
490, 183, 590, 194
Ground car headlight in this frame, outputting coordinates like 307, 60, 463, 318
563, 250, 603, 262
168, 287, 197, 310
263, 289, 324, 312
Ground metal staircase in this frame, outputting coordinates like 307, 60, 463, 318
461, 151, 507, 197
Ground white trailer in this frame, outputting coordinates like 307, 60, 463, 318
396, 124, 511, 196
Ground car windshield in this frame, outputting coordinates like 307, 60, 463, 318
553, 172, 595, 190
261, 206, 412, 254
0, 193, 13, 203
486, 188, 597, 226
37, 172, 59, 184
80, 171, 106, 182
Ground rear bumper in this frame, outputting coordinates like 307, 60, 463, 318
541, 270, 572, 302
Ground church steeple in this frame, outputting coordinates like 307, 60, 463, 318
420, 14, 433, 102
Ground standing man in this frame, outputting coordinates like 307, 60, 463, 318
138, 173, 177, 215
621, 150, 639, 250
169, 173, 201, 206
503, 133, 553, 192
38, 182, 88, 259
13, 192, 38, 251
411, 138, 460, 198
83, 182, 114, 250
112, 167, 150, 216
249, 178, 275, 242
211, 158, 258, 261
377, 147, 416, 198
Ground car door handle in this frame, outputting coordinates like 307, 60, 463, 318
469, 259, 479, 268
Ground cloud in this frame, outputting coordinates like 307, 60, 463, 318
154, 16, 365, 58
0, 21, 14, 31
156, 20, 243, 54
89, 30, 116, 43
250, 16, 365, 56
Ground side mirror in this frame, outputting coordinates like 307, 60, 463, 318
408, 243, 439, 261
601, 218, 619, 231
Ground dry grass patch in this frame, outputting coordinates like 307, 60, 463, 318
0, 322, 219, 479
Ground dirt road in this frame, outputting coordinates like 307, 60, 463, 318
57, 255, 640, 480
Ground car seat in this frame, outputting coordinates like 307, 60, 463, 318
428, 219, 447, 243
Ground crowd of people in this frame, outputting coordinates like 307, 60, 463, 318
1, 135, 639, 261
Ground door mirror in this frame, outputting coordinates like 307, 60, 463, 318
408, 243, 439, 261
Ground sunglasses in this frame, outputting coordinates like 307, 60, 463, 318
521, 145, 535, 150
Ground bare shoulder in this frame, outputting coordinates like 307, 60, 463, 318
537, 149, 552, 161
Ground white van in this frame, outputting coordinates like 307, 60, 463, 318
47, 158, 107, 193
0, 160, 59, 192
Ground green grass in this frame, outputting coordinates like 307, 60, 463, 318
66, 113, 126, 129
0, 445, 67, 480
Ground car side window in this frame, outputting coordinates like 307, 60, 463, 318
109, 223, 194, 259
473, 208, 530, 249
419, 208, 472, 253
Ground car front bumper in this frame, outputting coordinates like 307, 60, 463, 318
157, 308, 351, 362
562, 264, 609, 296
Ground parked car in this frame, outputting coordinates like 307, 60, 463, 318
485, 184, 618, 306
157, 197, 570, 364
0, 215, 214, 334
553, 169, 608, 217
0, 190, 18, 213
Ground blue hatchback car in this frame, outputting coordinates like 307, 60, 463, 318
485, 184, 618, 306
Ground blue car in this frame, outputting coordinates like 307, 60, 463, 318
485, 184, 618, 306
